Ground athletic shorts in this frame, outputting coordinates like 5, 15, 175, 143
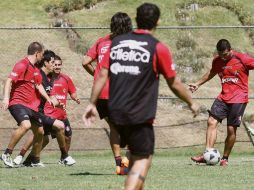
9, 104, 43, 127
208, 98, 247, 127
40, 113, 56, 136
47, 118, 72, 139
113, 123, 155, 156
96, 99, 109, 119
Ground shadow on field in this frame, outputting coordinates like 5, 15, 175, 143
69, 172, 114, 176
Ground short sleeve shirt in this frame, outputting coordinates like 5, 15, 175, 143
86, 35, 111, 99
44, 73, 76, 119
9, 57, 42, 111
211, 51, 254, 103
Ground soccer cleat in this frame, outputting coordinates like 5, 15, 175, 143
1, 153, 14, 168
116, 157, 129, 175
247, 126, 254, 136
191, 154, 206, 164
31, 162, 45, 167
13, 155, 24, 165
63, 155, 76, 166
220, 159, 228, 167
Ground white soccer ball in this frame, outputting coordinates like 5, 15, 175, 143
203, 148, 221, 165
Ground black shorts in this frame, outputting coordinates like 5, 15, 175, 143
96, 99, 109, 119
49, 119, 72, 139
208, 99, 247, 127
40, 113, 56, 136
9, 104, 43, 127
114, 123, 155, 156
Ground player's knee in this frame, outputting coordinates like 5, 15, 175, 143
37, 127, 44, 136
20, 121, 32, 131
53, 120, 65, 131
207, 117, 218, 127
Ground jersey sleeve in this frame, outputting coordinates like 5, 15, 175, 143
155, 42, 176, 79
34, 68, 42, 85
67, 77, 76, 94
86, 39, 99, 60
8, 62, 27, 81
241, 54, 254, 70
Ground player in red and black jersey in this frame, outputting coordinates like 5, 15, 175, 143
189, 39, 254, 166
13, 54, 77, 166
0, 42, 54, 167
82, 12, 132, 175
83, 3, 199, 190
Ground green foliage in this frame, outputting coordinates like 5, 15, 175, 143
45, 0, 105, 13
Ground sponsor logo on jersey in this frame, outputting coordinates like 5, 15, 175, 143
110, 40, 150, 63
222, 66, 232, 70
110, 62, 140, 75
54, 83, 63, 87
221, 77, 239, 84
34, 72, 39, 76
55, 95, 66, 100
10, 72, 18, 77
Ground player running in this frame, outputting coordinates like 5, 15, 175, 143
189, 39, 254, 166
82, 12, 132, 175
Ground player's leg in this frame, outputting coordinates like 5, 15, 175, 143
97, 99, 127, 174
63, 119, 72, 153
1, 105, 32, 167
13, 131, 34, 165
220, 103, 246, 166
29, 123, 44, 167
52, 119, 75, 166
191, 99, 226, 163
125, 155, 152, 190
205, 116, 220, 148
120, 123, 154, 189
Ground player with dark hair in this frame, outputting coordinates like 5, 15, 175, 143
13, 54, 78, 166
83, 3, 199, 189
82, 12, 132, 175
189, 39, 254, 166
1, 42, 54, 167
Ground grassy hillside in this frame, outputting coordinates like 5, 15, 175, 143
1, 0, 254, 129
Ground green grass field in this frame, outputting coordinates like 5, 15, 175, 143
1, 148, 254, 190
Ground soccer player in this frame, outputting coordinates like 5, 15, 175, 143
82, 12, 132, 175
83, 3, 199, 190
189, 39, 254, 166
1, 42, 53, 167
14, 54, 78, 166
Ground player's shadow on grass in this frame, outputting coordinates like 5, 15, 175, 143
70, 172, 114, 176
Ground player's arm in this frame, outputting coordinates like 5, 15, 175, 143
1, 78, 12, 110
70, 92, 80, 104
188, 70, 216, 93
82, 55, 95, 76
166, 77, 199, 116
36, 84, 54, 106
156, 42, 199, 116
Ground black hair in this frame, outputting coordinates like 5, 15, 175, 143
54, 55, 62, 61
136, 3, 160, 30
36, 50, 55, 68
110, 12, 132, 39
216, 39, 231, 52
27, 42, 44, 55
